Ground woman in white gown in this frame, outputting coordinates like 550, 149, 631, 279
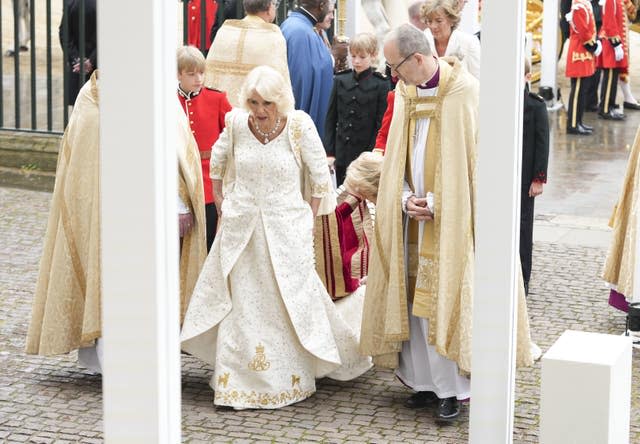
422, 0, 481, 79
181, 66, 371, 409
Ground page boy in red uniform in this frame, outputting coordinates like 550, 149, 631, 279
177, 45, 232, 251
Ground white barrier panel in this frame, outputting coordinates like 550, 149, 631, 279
540, 330, 632, 444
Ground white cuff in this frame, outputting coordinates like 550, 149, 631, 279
177, 195, 190, 215
402, 190, 414, 213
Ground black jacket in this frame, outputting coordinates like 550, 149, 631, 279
59, 0, 97, 68
324, 68, 389, 167
522, 90, 549, 189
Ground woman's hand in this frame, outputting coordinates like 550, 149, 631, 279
327, 156, 336, 172
310, 197, 321, 218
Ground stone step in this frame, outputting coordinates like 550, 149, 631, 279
0, 130, 60, 192
0, 165, 55, 192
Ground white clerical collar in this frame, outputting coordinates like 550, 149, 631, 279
298, 6, 319, 25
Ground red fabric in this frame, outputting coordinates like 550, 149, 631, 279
315, 196, 370, 299
178, 87, 232, 203
598, 0, 629, 69
335, 201, 363, 294
187, 0, 218, 51
374, 90, 395, 153
566, 0, 597, 78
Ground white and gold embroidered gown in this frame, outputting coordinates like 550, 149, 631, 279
181, 109, 371, 409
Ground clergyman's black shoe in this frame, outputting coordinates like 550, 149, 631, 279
578, 123, 593, 132
624, 101, 640, 110
598, 110, 626, 120
436, 397, 460, 422
404, 391, 438, 409
567, 126, 591, 135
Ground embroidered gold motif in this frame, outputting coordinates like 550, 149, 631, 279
310, 181, 329, 196
210, 163, 226, 179
571, 51, 593, 63
217, 372, 230, 388
288, 116, 302, 166
291, 374, 301, 387
416, 256, 439, 295
215, 387, 314, 408
248, 343, 271, 371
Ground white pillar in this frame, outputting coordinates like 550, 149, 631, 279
98, 1, 181, 442
540, 0, 560, 105
469, 0, 525, 442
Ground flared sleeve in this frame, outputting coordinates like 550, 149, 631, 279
210, 109, 237, 180
294, 111, 331, 198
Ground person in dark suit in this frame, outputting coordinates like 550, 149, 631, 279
210, 0, 245, 42
59, 0, 97, 106
521, 59, 549, 295
324, 33, 389, 186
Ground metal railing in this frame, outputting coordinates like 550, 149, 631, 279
0, 0, 302, 135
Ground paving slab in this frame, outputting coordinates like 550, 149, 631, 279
1, 185, 639, 443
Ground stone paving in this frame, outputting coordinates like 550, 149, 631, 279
0, 184, 639, 443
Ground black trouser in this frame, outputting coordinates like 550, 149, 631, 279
567, 77, 588, 129
205, 202, 218, 252
584, 68, 601, 110
599, 68, 620, 113
335, 164, 347, 187
519, 189, 535, 295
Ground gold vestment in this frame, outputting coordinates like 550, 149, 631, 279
602, 126, 639, 297
26, 74, 102, 355
26, 77, 207, 355
204, 15, 292, 107
360, 59, 534, 372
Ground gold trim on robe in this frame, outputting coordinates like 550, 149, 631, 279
602, 127, 639, 297
204, 15, 292, 108
177, 100, 208, 324
360, 58, 534, 372
26, 73, 102, 355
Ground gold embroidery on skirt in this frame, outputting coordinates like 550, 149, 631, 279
248, 343, 271, 371
291, 374, 301, 387
215, 387, 314, 408
217, 372, 230, 388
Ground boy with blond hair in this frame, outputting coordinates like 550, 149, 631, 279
177, 46, 232, 250
324, 32, 389, 186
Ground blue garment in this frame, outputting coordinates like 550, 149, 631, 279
281, 11, 334, 138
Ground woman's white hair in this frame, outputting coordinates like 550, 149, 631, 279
238, 66, 294, 114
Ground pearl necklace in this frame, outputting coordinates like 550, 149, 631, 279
251, 115, 282, 144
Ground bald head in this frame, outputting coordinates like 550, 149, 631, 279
384, 24, 436, 86
408, 1, 427, 31
385, 23, 432, 59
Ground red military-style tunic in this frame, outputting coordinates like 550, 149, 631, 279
186, 0, 218, 51
566, 0, 598, 78
178, 86, 232, 204
598, 0, 629, 69
374, 90, 395, 153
